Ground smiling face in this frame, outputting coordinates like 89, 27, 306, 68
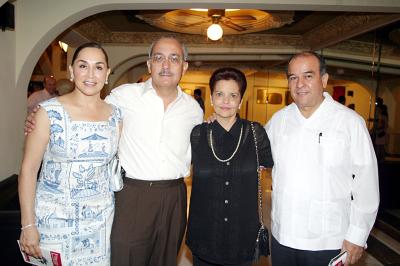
211, 79, 242, 121
69, 47, 110, 97
287, 54, 328, 117
147, 37, 188, 91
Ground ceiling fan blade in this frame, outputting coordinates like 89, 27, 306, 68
227, 15, 257, 20
175, 10, 207, 19
220, 19, 246, 31
180, 20, 209, 27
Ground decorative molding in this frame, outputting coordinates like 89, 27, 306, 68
74, 19, 303, 47
73, 19, 110, 42
303, 13, 400, 50
72, 18, 400, 62
328, 40, 400, 61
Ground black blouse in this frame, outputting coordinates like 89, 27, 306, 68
186, 118, 273, 264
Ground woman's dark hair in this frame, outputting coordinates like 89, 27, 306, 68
209, 67, 247, 99
71, 42, 109, 67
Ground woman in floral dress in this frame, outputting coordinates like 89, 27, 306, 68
18, 42, 121, 265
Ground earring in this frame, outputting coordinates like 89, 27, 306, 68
69, 76, 74, 82
105, 79, 108, 85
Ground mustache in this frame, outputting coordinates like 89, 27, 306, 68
159, 69, 172, 76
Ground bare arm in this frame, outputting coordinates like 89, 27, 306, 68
19, 108, 50, 258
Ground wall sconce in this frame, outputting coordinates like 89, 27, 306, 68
58, 41, 68, 53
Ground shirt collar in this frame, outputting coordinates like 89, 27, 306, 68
213, 115, 242, 138
323, 91, 333, 102
293, 91, 333, 120
141, 78, 183, 101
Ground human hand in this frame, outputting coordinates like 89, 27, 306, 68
24, 106, 39, 135
205, 113, 217, 123
342, 239, 364, 265
19, 225, 42, 258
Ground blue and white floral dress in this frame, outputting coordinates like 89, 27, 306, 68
35, 98, 121, 265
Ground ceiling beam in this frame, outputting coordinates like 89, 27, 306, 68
303, 13, 400, 51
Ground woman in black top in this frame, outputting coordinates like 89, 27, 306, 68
186, 67, 273, 266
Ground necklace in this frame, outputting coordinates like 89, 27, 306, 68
210, 124, 243, 163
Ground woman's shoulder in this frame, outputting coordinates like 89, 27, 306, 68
39, 97, 65, 117
105, 102, 122, 123
241, 119, 264, 130
39, 97, 59, 108
242, 119, 267, 139
191, 122, 208, 136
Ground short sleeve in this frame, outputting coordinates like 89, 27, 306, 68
111, 104, 123, 123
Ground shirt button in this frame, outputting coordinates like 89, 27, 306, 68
224, 217, 228, 222
226, 162, 230, 166
224, 200, 229, 204
225, 181, 229, 186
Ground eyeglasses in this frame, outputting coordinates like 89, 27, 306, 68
150, 54, 184, 65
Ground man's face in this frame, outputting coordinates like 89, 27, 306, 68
44, 77, 57, 95
287, 55, 328, 115
147, 38, 188, 91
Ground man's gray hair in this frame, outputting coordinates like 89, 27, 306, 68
148, 35, 189, 61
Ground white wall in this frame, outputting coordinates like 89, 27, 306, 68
0, 29, 25, 179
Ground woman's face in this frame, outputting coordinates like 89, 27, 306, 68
211, 79, 242, 120
69, 47, 110, 96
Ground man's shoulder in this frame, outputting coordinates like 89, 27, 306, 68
328, 100, 364, 123
264, 105, 291, 133
28, 89, 46, 100
181, 91, 197, 102
180, 92, 204, 116
270, 105, 291, 122
112, 82, 145, 94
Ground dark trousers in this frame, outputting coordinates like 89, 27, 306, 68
271, 236, 341, 266
193, 256, 252, 266
111, 178, 187, 266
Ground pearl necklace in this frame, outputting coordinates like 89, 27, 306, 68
209, 124, 243, 163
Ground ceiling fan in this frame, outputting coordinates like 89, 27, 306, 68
178, 9, 256, 32
135, 9, 294, 40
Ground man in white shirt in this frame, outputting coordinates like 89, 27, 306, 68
106, 36, 203, 266
265, 52, 379, 265
27, 76, 58, 114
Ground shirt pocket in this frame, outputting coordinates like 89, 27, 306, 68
308, 201, 342, 236
320, 136, 346, 166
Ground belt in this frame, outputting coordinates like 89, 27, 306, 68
124, 177, 184, 187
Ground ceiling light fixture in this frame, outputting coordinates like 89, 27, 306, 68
58, 41, 68, 53
207, 11, 224, 41
207, 23, 223, 41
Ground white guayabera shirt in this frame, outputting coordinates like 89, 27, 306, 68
265, 92, 379, 250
